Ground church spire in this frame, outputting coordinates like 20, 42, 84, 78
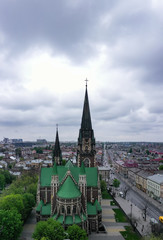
53, 125, 62, 165
81, 80, 92, 130
77, 80, 96, 167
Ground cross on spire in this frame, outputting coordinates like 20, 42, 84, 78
85, 78, 88, 87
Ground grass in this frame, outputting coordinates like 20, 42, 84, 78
110, 200, 116, 206
120, 226, 141, 240
102, 191, 113, 199
113, 208, 128, 222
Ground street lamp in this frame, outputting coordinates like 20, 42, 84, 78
130, 203, 132, 221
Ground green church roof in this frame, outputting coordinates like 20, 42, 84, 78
36, 200, 43, 212
41, 203, 51, 215
87, 202, 97, 215
80, 162, 86, 175
52, 162, 58, 175
40, 166, 98, 187
87, 200, 102, 215
57, 175, 81, 199
65, 160, 74, 169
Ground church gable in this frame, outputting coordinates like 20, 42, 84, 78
40, 165, 98, 188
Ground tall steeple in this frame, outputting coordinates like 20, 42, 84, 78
77, 81, 96, 167
53, 125, 62, 165
81, 82, 92, 131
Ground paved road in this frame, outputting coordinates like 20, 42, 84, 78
19, 209, 36, 240
116, 173, 163, 221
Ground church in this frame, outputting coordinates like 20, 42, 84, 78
36, 83, 102, 234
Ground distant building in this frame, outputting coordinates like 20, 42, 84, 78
147, 174, 163, 203
36, 139, 47, 144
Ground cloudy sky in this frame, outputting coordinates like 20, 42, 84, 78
0, 0, 163, 142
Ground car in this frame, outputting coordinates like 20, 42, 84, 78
159, 216, 163, 223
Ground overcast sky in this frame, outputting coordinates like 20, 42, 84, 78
0, 0, 163, 142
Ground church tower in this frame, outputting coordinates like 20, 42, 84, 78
52, 126, 62, 165
77, 81, 96, 167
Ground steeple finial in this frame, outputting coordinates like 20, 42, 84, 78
85, 78, 88, 88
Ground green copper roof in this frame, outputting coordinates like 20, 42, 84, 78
87, 202, 97, 215
40, 166, 98, 187
57, 175, 81, 199
41, 203, 51, 215
95, 199, 102, 211
65, 216, 73, 225
57, 215, 64, 224
52, 162, 58, 175
65, 160, 74, 169
80, 162, 86, 175
36, 200, 43, 212
75, 215, 82, 224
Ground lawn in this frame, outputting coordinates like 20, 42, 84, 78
120, 226, 141, 240
113, 208, 128, 222
110, 200, 116, 206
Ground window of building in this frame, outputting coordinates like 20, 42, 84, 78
84, 158, 90, 167
73, 206, 76, 214
62, 206, 64, 213
67, 206, 71, 214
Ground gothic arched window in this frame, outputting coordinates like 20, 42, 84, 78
67, 206, 71, 214
62, 206, 64, 213
73, 206, 76, 214
84, 158, 90, 167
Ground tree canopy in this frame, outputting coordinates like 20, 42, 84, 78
113, 178, 120, 188
159, 165, 163, 170
67, 224, 88, 240
32, 218, 66, 240
0, 210, 22, 240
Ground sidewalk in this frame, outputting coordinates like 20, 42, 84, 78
118, 174, 163, 214
115, 195, 151, 236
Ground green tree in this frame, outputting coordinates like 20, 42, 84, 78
146, 149, 150, 155
100, 180, 107, 192
143, 234, 163, 240
0, 194, 24, 216
0, 209, 22, 240
22, 193, 35, 221
67, 225, 88, 240
0, 174, 5, 189
15, 148, 22, 157
129, 148, 132, 153
159, 165, 163, 170
32, 218, 66, 240
62, 159, 66, 166
113, 179, 120, 188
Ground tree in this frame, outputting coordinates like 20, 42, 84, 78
123, 187, 130, 199
15, 148, 22, 158
62, 159, 66, 166
0, 174, 5, 189
100, 180, 107, 192
146, 150, 150, 155
32, 218, 66, 240
113, 179, 120, 188
159, 165, 163, 170
22, 193, 35, 221
67, 225, 88, 240
0, 194, 24, 217
0, 209, 22, 240
143, 234, 163, 240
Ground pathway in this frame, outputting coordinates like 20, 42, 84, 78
19, 209, 36, 240
89, 199, 128, 240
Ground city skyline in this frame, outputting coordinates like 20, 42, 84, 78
0, 1, 163, 142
